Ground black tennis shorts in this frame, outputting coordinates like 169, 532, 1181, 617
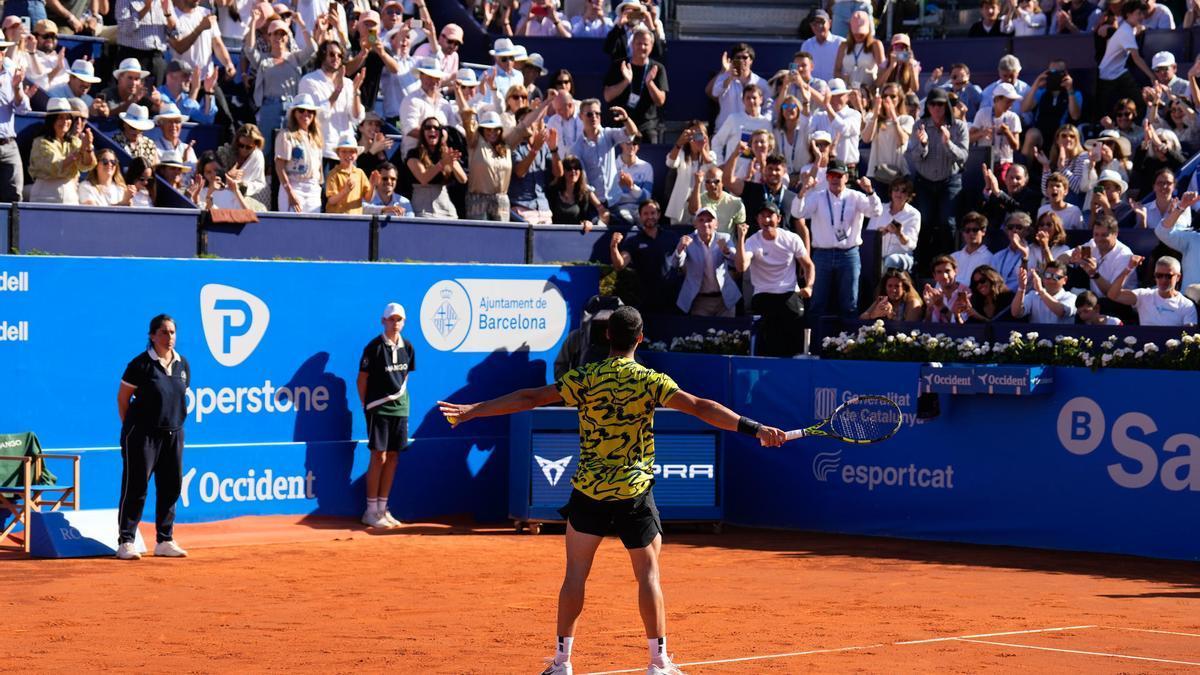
366, 413, 409, 453
558, 488, 662, 549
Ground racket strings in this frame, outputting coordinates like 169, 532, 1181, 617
829, 398, 900, 442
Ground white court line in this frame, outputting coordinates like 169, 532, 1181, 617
895, 625, 1096, 645
581, 644, 885, 675
1103, 626, 1200, 639
956, 638, 1200, 667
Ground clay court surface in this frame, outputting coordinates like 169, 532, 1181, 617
5, 517, 1199, 673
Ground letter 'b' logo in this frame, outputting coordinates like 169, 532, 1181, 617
200, 284, 270, 367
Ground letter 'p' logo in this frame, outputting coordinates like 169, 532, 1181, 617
200, 284, 270, 367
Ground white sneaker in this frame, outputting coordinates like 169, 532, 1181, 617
115, 542, 141, 560
647, 656, 685, 675
382, 510, 403, 528
154, 540, 188, 557
539, 658, 572, 675
361, 510, 377, 526
365, 513, 391, 528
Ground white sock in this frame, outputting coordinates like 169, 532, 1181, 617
368, 498, 382, 516
554, 636, 573, 665
648, 637, 666, 666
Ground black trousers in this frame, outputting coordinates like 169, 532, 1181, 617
751, 291, 805, 357
118, 424, 184, 544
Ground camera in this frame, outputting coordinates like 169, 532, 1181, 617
1046, 71, 1063, 91
530, 4, 548, 17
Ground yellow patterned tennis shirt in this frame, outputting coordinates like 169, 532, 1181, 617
555, 357, 680, 501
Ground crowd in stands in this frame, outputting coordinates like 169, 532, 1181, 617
1, 0, 1199, 351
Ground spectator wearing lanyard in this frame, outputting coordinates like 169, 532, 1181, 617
834, 11, 883, 92
735, 201, 815, 356
672, 207, 741, 317
0, 58, 29, 203
569, 98, 636, 206
773, 95, 810, 187
905, 87, 969, 273
706, 43, 772, 133
727, 153, 795, 230
990, 211, 1033, 291
603, 28, 668, 143
791, 158, 882, 321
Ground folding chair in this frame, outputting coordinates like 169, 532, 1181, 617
0, 453, 81, 553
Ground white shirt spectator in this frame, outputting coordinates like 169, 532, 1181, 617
711, 111, 772, 164
1037, 203, 1085, 230
953, 245, 994, 285
29, 50, 68, 91
1143, 4, 1175, 30
1000, 7, 1047, 36
1080, 238, 1136, 295
971, 106, 1021, 164
609, 155, 653, 210
153, 136, 198, 166
792, 186, 883, 249
743, 228, 809, 293
866, 202, 920, 259
1146, 199, 1191, 230
1130, 287, 1197, 325
799, 34, 845, 82
172, 4, 217, 75
546, 111, 583, 150
217, 0, 255, 45
710, 71, 773, 133
808, 107, 863, 165
78, 181, 126, 206
298, 69, 367, 159
491, 67, 525, 104
1028, 242, 1070, 271
1014, 286, 1077, 323
380, 55, 420, 120
1099, 21, 1138, 81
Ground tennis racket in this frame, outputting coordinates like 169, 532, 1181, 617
785, 395, 903, 444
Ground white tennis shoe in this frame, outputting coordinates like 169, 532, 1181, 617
647, 656, 685, 674
382, 510, 403, 528
115, 542, 141, 560
539, 658, 572, 674
361, 510, 376, 526
365, 513, 392, 529
154, 540, 188, 557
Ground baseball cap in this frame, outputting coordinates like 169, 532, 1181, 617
811, 9, 830, 22
1152, 51, 1176, 69
992, 82, 1021, 100
757, 201, 781, 216
694, 206, 718, 220
382, 302, 406, 319
826, 158, 849, 175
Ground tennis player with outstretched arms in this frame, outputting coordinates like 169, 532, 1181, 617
438, 306, 786, 675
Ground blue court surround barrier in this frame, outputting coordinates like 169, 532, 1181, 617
377, 216, 527, 264
639, 352, 1200, 562
204, 211, 374, 261
15, 203, 200, 258
0, 256, 600, 523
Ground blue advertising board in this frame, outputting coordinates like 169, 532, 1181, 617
0, 256, 599, 523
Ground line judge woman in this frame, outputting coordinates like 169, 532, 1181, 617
115, 314, 192, 560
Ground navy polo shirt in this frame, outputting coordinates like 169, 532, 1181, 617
121, 350, 191, 431
360, 334, 416, 416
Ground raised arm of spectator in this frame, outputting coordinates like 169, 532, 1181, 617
613, 105, 637, 138
212, 32, 237, 81
705, 52, 731, 101
645, 63, 666, 107
686, 170, 703, 215
733, 221, 752, 273
169, 13, 218, 55
609, 231, 631, 270
1106, 255, 1142, 305
604, 60, 633, 103
723, 149, 744, 195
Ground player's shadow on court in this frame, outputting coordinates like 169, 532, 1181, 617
285, 352, 359, 517
405, 347, 549, 523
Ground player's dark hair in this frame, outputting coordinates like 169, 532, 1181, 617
607, 306, 643, 351
147, 313, 175, 348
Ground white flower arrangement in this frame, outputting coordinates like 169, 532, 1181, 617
645, 328, 752, 355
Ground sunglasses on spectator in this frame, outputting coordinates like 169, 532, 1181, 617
1043, 272, 1064, 280
498, 56, 513, 62
1006, 224, 1026, 230
422, 125, 442, 131
781, 102, 798, 111
1116, 111, 1134, 118
38, 33, 57, 40
582, 111, 602, 118
99, 158, 118, 166
445, 39, 462, 47
237, 142, 256, 151
386, 7, 402, 14
972, 278, 988, 285
555, 79, 572, 86
1155, 272, 1177, 279
704, 178, 721, 185
136, 175, 152, 184
509, 93, 529, 100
